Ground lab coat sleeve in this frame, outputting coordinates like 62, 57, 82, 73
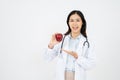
42, 43, 60, 62
76, 41, 96, 70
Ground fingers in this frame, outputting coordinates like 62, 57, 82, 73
62, 49, 78, 59
49, 33, 61, 46
62, 49, 71, 54
51, 34, 56, 40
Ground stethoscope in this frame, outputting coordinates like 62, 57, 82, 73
60, 35, 90, 53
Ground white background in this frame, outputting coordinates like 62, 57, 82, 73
0, 0, 120, 80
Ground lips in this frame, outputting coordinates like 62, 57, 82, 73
72, 27, 79, 30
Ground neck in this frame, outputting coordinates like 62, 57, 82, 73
71, 32, 80, 39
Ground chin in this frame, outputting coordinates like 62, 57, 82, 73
72, 31, 80, 34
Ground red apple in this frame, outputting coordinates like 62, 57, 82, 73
55, 33, 63, 42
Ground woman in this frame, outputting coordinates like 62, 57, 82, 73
43, 10, 96, 80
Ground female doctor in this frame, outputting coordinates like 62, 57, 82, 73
43, 10, 96, 80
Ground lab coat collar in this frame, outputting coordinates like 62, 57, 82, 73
67, 33, 82, 40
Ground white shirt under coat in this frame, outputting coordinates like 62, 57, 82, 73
65, 34, 81, 71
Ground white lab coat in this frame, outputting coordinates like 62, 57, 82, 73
43, 34, 96, 80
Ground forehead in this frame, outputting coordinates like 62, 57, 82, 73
69, 14, 81, 19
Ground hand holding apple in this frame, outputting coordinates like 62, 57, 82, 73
48, 33, 63, 49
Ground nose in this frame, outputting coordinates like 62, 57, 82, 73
72, 21, 77, 25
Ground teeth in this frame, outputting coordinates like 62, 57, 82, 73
73, 27, 78, 30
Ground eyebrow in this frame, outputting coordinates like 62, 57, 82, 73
69, 18, 81, 20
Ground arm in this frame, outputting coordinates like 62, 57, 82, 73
43, 44, 60, 61
62, 49, 78, 59
43, 33, 61, 62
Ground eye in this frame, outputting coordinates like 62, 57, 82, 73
76, 19, 80, 22
69, 19, 74, 22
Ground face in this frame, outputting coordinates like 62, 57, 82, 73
69, 14, 83, 34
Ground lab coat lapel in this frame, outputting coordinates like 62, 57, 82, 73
76, 35, 85, 56
61, 35, 69, 63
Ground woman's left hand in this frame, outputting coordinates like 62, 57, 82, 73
62, 49, 78, 59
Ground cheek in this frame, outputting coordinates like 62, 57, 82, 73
68, 22, 72, 25
78, 22, 83, 27
69, 23, 72, 27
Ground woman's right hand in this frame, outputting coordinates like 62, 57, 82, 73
48, 33, 60, 49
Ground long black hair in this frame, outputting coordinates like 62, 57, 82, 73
64, 10, 87, 38
60, 10, 89, 53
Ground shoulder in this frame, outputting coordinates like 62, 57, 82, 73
81, 34, 87, 41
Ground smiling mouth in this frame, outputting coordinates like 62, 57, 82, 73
72, 27, 79, 30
